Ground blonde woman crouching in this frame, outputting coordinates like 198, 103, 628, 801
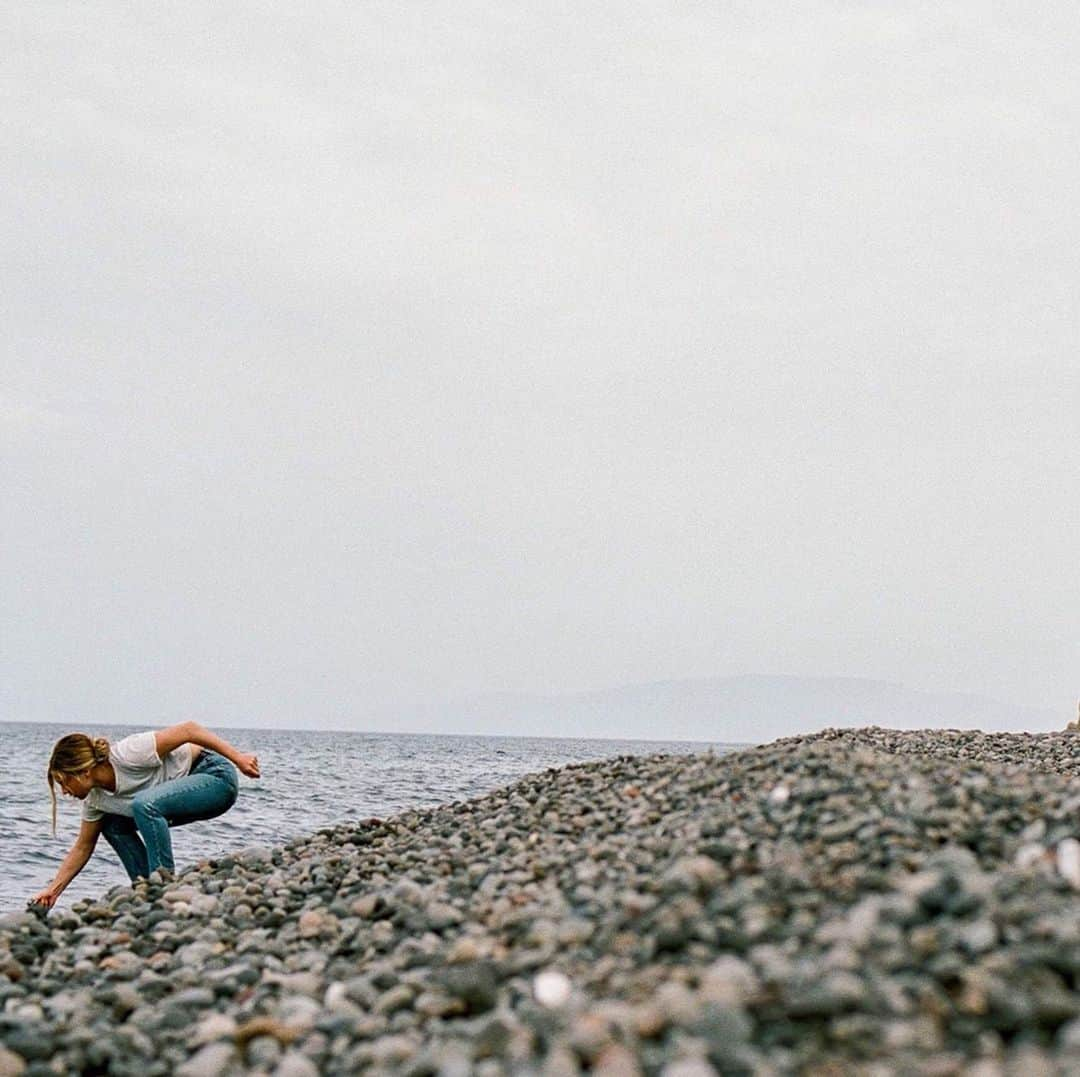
33, 721, 260, 909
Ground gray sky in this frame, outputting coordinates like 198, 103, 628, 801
3, 3, 1078, 732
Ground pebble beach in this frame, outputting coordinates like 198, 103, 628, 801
5, 727, 1080, 1076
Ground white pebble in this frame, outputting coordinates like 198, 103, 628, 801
188, 1012, 238, 1047
1014, 843, 1046, 870
1058, 838, 1080, 888
533, 969, 572, 1008
768, 784, 790, 805
273, 1052, 320, 1077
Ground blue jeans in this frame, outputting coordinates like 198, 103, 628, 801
99, 750, 239, 881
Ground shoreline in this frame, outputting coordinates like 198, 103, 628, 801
4, 727, 1080, 1074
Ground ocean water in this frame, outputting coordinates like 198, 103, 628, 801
3, 721, 736, 914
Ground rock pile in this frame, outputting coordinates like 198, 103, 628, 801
5, 728, 1080, 1075
803, 725, 1080, 776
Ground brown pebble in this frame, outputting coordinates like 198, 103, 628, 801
594, 1044, 644, 1077
234, 1017, 302, 1049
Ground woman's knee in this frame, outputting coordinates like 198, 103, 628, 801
208, 764, 239, 805
215, 761, 240, 796
212, 778, 239, 814
202, 771, 238, 810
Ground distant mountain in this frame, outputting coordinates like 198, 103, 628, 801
390, 675, 1062, 743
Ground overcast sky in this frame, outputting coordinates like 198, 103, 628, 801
3, 3, 1078, 733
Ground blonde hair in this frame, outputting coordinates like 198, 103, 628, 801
46, 734, 110, 837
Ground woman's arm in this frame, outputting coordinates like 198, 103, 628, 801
32, 820, 102, 908
155, 721, 260, 778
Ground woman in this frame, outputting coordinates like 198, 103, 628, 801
32, 721, 261, 909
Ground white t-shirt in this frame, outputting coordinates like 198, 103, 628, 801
82, 730, 194, 822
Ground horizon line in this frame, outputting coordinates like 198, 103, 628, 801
0, 716, 733, 747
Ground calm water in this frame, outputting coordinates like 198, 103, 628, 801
3, 721, 735, 914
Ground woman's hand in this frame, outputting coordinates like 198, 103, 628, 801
29, 887, 59, 910
235, 752, 260, 779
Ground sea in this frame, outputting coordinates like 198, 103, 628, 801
3, 721, 737, 914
